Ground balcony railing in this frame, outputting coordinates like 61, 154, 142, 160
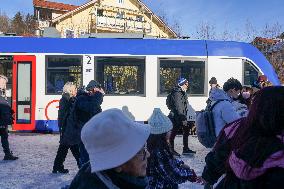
38, 20, 50, 29
94, 15, 151, 33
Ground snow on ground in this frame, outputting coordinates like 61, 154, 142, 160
0, 134, 210, 189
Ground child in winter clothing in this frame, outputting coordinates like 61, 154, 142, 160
146, 108, 199, 189
202, 86, 284, 189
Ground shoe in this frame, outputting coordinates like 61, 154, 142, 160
3, 152, 19, 160
52, 166, 69, 174
182, 148, 196, 155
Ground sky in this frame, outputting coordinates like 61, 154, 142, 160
1, 0, 284, 40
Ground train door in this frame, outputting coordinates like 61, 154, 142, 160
12, 55, 36, 131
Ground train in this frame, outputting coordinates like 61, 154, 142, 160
0, 37, 280, 132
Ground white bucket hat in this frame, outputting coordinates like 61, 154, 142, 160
81, 108, 150, 172
148, 108, 173, 134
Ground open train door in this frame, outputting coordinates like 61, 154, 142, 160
12, 55, 36, 131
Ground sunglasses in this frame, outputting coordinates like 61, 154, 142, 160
136, 145, 148, 161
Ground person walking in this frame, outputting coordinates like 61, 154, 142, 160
52, 82, 80, 173
147, 108, 200, 189
202, 86, 284, 189
0, 75, 18, 160
75, 80, 104, 167
168, 77, 196, 156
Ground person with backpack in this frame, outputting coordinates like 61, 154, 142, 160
209, 78, 242, 136
52, 82, 80, 173
75, 80, 104, 167
202, 86, 284, 189
167, 77, 196, 156
0, 75, 18, 161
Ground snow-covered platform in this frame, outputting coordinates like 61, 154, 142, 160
0, 134, 210, 189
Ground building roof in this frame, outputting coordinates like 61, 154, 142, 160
253, 37, 279, 45
33, 0, 79, 12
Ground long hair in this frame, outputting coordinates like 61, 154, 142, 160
147, 133, 172, 157
230, 86, 284, 167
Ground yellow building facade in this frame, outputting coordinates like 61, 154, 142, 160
52, 0, 177, 38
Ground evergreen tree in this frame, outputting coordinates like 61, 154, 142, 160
11, 12, 25, 35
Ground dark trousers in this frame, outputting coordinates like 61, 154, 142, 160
53, 143, 80, 169
79, 142, 89, 168
169, 118, 190, 150
0, 127, 10, 155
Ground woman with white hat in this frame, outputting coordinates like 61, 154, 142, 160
68, 108, 151, 189
146, 108, 200, 189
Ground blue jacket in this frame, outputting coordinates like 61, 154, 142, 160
0, 96, 13, 127
208, 88, 240, 136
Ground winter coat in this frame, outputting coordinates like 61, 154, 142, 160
75, 91, 103, 127
147, 147, 197, 189
202, 118, 284, 189
168, 86, 189, 124
0, 96, 13, 128
69, 162, 148, 189
58, 93, 72, 133
58, 94, 80, 146
208, 88, 240, 136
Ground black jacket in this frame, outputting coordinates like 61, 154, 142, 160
69, 163, 148, 189
202, 118, 284, 189
75, 91, 103, 125
169, 86, 188, 122
0, 96, 13, 127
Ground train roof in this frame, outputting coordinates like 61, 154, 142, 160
0, 37, 280, 85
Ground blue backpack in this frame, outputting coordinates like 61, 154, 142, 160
196, 100, 226, 148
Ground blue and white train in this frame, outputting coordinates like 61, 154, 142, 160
0, 37, 280, 132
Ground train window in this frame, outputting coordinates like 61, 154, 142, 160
243, 60, 260, 86
46, 56, 82, 95
159, 59, 205, 96
96, 57, 145, 96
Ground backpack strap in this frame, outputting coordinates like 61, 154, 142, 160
95, 172, 120, 189
209, 99, 229, 110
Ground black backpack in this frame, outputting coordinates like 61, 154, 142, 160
166, 91, 175, 110
196, 100, 227, 148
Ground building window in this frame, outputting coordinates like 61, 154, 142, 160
65, 29, 74, 38
136, 15, 143, 22
46, 56, 82, 94
97, 9, 104, 16
243, 60, 260, 86
96, 57, 145, 96
159, 59, 206, 96
116, 12, 125, 19
118, 0, 124, 4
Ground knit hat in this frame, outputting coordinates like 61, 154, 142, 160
86, 80, 101, 91
81, 108, 150, 172
177, 77, 188, 86
148, 108, 173, 134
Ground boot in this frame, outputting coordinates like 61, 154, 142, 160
52, 165, 69, 174
3, 152, 19, 160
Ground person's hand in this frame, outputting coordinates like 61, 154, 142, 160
195, 176, 206, 185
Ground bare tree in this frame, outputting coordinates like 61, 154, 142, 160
244, 19, 258, 42
0, 11, 10, 33
261, 22, 282, 39
195, 21, 217, 40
